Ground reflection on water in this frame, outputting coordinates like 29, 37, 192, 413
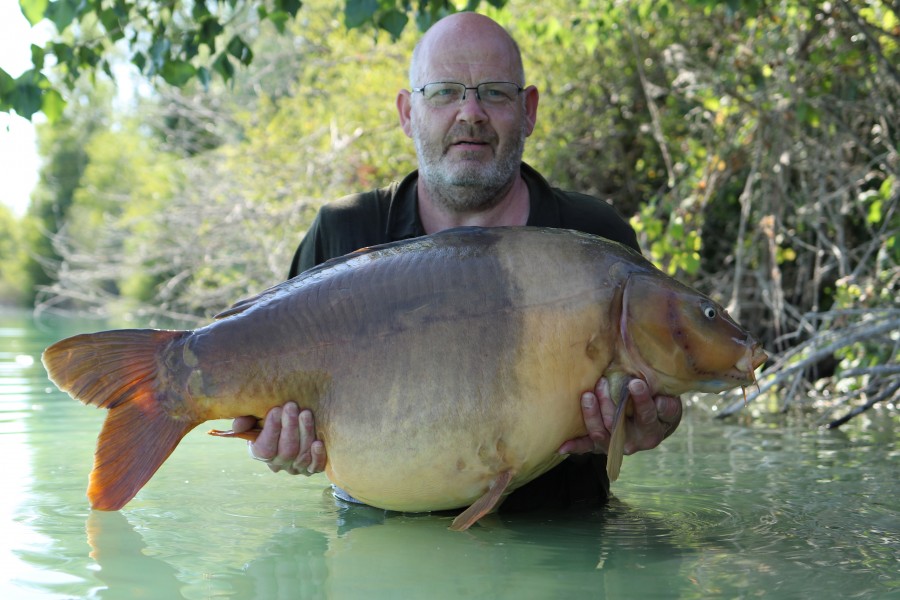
1, 308, 898, 599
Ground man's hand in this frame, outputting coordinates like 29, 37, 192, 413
557, 378, 682, 456
236, 402, 327, 475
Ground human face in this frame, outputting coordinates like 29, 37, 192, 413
397, 15, 538, 211
408, 91, 530, 210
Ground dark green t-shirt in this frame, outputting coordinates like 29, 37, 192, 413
288, 163, 640, 511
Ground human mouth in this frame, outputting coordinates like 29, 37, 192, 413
449, 138, 491, 152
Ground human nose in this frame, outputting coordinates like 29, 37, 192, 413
456, 89, 488, 123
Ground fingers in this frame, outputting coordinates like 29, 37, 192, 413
247, 403, 326, 476
288, 409, 326, 475
557, 385, 612, 455
623, 379, 682, 454
248, 406, 283, 464
594, 377, 618, 431
231, 415, 259, 434
656, 395, 683, 437
274, 402, 302, 472
627, 379, 658, 428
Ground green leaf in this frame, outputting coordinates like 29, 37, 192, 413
266, 10, 290, 33
50, 41, 73, 64
30, 44, 45, 70
197, 66, 211, 91
227, 35, 253, 65
198, 16, 224, 48
213, 53, 234, 82
160, 60, 196, 86
98, 7, 124, 40
100, 58, 114, 81
149, 37, 171, 71
866, 199, 883, 225
11, 73, 44, 120
132, 51, 147, 73
45, 0, 80, 33
275, 0, 302, 16
19, 0, 49, 25
40, 87, 65, 122
192, 1, 211, 21
0, 69, 16, 107
345, 0, 378, 29
379, 9, 408, 39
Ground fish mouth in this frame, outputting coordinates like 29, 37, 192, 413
735, 342, 768, 378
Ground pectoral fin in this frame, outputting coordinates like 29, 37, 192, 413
449, 470, 514, 531
606, 375, 633, 482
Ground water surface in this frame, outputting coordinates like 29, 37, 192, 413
1, 308, 897, 599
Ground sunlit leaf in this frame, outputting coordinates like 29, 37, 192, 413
867, 199, 883, 225
40, 87, 65, 122
19, 0, 48, 26
30, 44, 45, 70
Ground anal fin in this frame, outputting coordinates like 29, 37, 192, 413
449, 470, 514, 532
208, 426, 262, 442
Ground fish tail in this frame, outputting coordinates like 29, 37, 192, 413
42, 329, 198, 510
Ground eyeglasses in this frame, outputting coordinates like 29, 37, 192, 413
412, 81, 524, 108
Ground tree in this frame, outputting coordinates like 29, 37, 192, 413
0, 204, 28, 305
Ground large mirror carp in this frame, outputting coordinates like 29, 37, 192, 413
43, 227, 766, 530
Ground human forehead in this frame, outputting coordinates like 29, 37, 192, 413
412, 35, 523, 85
420, 61, 520, 84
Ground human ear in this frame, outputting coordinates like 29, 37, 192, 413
396, 89, 414, 138
523, 85, 539, 136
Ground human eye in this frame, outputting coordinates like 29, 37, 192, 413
479, 83, 517, 104
425, 83, 462, 104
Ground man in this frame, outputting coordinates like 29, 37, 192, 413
232, 12, 682, 511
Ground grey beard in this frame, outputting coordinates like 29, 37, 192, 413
414, 124, 528, 213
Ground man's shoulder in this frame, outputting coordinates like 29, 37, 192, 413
548, 188, 640, 251
316, 184, 397, 223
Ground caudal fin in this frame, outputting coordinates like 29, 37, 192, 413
42, 329, 198, 510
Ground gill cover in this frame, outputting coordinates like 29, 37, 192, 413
621, 273, 758, 394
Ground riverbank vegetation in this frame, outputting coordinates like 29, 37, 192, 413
1, 0, 897, 426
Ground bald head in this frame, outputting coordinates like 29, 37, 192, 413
409, 13, 525, 87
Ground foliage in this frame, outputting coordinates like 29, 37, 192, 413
36, 3, 417, 321
0, 205, 29, 305
1, 0, 499, 121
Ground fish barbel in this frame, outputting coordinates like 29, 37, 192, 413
42, 227, 766, 530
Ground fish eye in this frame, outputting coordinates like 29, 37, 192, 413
702, 303, 717, 320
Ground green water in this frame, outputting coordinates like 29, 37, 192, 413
1, 308, 897, 599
